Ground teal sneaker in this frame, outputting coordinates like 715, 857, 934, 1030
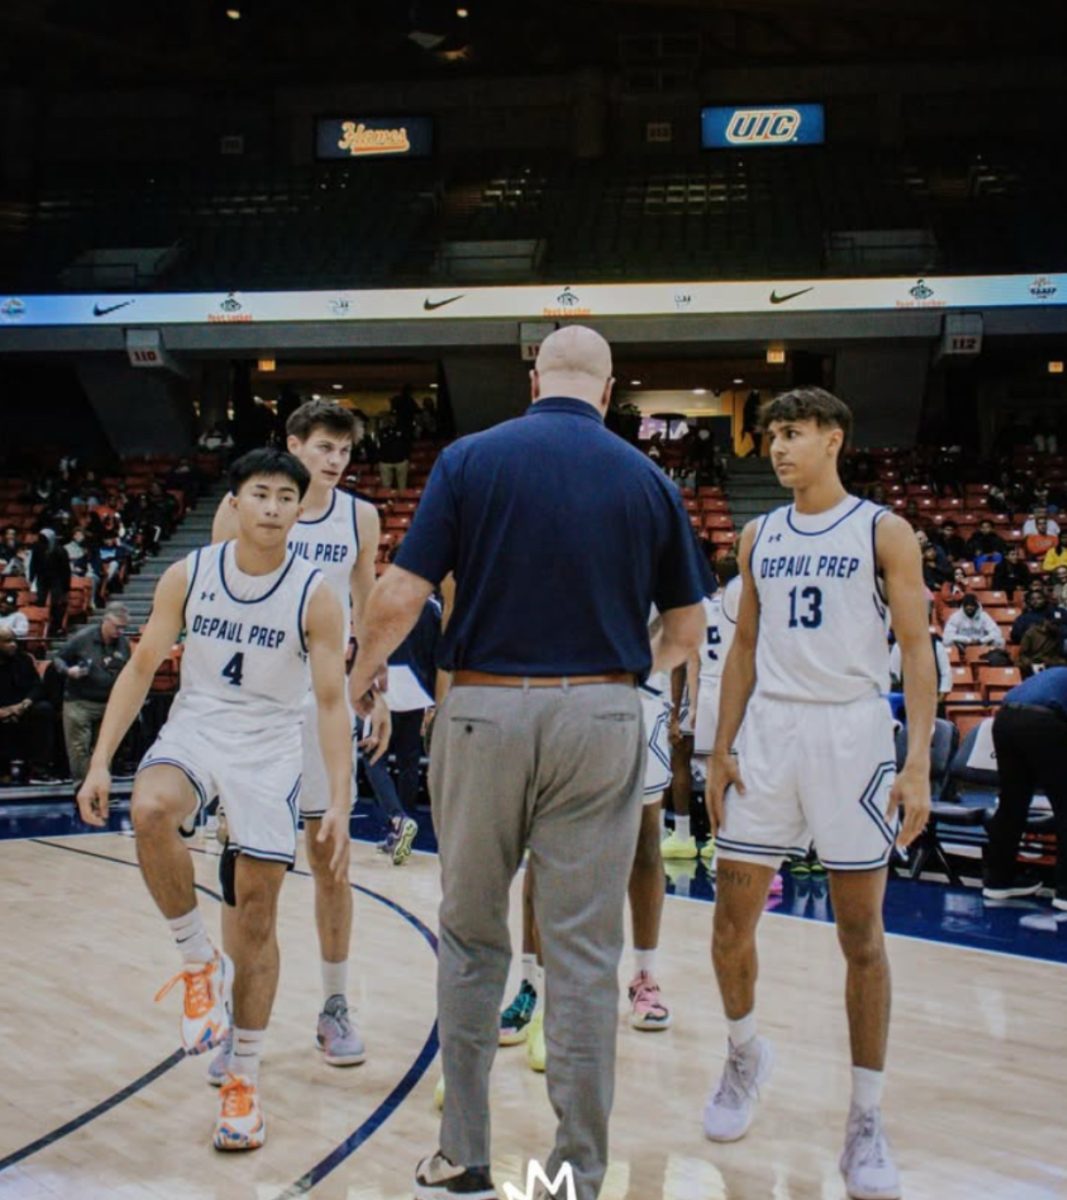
499, 980, 538, 1046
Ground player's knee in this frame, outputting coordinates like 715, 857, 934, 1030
131, 791, 180, 837
836, 919, 885, 968
234, 887, 276, 945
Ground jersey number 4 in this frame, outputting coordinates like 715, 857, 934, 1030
788, 586, 823, 629
221, 652, 245, 687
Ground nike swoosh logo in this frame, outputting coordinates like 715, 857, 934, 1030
769, 287, 814, 305
423, 295, 465, 311
93, 300, 135, 317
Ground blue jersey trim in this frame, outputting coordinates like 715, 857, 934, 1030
181, 548, 202, 628
858, 760, 897, 846
137, 755, 208, 811
748, 513, 771, 577
297, 489, 337, 527
716, 835, 810, 858
297, 570, 323, 654
218, 541, 298, 605
350, 493, 361, 557
871, 505, 890, 605
785, 497, 866, 537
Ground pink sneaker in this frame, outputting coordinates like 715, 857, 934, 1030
628, 970, 672, 1031
768, 873, 783, 896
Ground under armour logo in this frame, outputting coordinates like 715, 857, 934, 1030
200, 590, 217, 601
766, 533, 783, 543
503, 1160, 576, 1200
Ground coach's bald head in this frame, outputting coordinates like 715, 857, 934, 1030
531, 326, 614, 414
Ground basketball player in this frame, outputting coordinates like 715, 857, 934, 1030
211, 400, 391, 1073
77, 448, 353, 1150
704, 388, 935, 1200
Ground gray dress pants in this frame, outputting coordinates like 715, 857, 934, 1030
430, 681, 645, 1200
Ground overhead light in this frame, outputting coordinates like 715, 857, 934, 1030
456, 6, 469, 16
692, 388, 707, 395
332, 383, 343, 390
429, 382, 438, 389
1049, 361, 1064, 374
225, 7, 241, 19
311, 393, 322, 400
630, 379, 643, 387
257, 356, 276, 372
732, 378, 744, 385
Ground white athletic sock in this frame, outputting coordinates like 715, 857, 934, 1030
168, 908, 214, 966
322, 959, 348, 1007
532, 962, 545, 1004
851, 1066, 885, 1111
726, 1011, 758, 1050
674, 815, 691, 841
521, 952, 538, 989
634, 948, 658, 976
232, 1027, 266, 1084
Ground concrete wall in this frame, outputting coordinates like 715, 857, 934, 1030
833, 344, 931, 448
75, 360, 197, 457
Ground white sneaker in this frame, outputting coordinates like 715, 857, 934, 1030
703, 1035, 774, 1142
840, 1105, 901, 1199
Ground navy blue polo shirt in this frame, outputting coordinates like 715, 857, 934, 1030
1004, 666, 1067, 719
394, 397, 706, 678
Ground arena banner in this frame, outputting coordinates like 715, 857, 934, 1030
701, 104, 825, 148
0, 273, 1063, 328
316, 115, 433, 160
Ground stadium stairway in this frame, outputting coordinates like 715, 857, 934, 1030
119, 477, 230, 629
725, 456, 789, 530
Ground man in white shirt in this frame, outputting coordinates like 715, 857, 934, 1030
0, 592, 29, 639
1022, 507, 1061, 538
942, 594, 1004, 650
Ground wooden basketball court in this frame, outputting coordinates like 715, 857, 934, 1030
1, 830, 1063, 1199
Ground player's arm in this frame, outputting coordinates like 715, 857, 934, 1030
684, 649, 700, 730
77, 561, 187, 826
306, 582, 353, 881
650, 605, 704, 676
878, 512, 936, 848
350, 498, 381, 647
706, 521, 760, 835
210, 492, 238, 544
350, 565, 434, 715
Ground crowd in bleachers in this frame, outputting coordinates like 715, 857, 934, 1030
0, 452, 219, 783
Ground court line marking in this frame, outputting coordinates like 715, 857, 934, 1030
0, 837, 439, 1190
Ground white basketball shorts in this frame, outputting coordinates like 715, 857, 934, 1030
139, 715, 302, 865
693, 679, 721, 757
299, 689, 358, 820
641, 690, 672, 803
716, 692, 898, 871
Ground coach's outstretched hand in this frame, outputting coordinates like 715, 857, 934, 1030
317, 806, 352, 883
887, 764, 931, 850
706, 751, 744, 838
76, 764, 112, 827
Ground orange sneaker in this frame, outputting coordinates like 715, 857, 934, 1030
213, 1074, 265, 1151
154, 950, 233, 1056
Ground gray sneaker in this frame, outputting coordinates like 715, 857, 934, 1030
316, 994, 366, 1066
207, 1026, 233, 1087
391, 817, 419, 865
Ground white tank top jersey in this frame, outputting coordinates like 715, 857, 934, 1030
286, 489, 360, 626
173, 542, 324, 733
750, 495, 891, 703
642, 606, 669, 701
699, 576, 740, 688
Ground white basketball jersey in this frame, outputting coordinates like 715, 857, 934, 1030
174, 542, 324, 734
287, 489, 360, 628
751, 496, 890, 704
699, 577, 740, 687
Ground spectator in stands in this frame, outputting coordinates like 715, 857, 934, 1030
198, 423, 235, 453
1041, 531, 1067, 574
65, 528, 92, 577
390, 383, 420, 440
1031, 482, 1060, 517
0, 526, 20, 574
915, 528, 950, 573
30, 531, 70, 637
902, 498, 923, 527
889, 610, 951, 715
1010, 587, 1067, 646
1025, 517, 1058, 561
686, 425, 722, 488
992, 544, 1032, 597
1022, 507, 1060, 538
982, 666, 1067, 909
942, 593, 1004, 650
742, 390, 762, 457
1051, 565, 1067, 606
934, 519, 968, 563
1017, 613, 1067, 677
921, 545, 952, 590
968, 518, 1007, 568
0, 626, 55, 784
417, 395, 439, 439
93, 533, 131, 604
70, 471, 102, 509
377, 415, 412, 491
0, 591, 29, 639
53, 602, 130, 786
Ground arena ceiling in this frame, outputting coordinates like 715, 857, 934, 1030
1, 0, 1064, 88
